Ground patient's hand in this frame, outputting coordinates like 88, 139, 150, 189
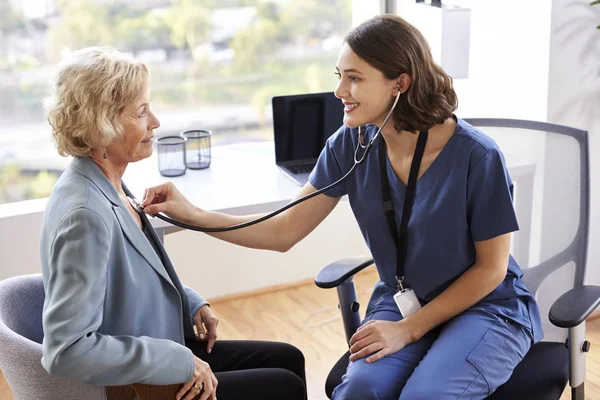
142, 182, 200, 225
348, 320, 415, 364
177, 355, 217, 400
194, 305, 219, 354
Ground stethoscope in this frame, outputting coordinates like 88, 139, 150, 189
128, 86, 402, 233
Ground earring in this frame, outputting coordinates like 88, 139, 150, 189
103, 148, 108, 159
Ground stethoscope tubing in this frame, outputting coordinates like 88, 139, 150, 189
130, 90, 401, 233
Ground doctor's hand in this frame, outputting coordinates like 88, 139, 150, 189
348, 320, 416, 364
142, 182, 201, 224
193, 305, 219, 354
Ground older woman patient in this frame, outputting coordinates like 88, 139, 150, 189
40, 47, 306, 400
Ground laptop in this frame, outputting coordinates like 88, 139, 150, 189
272, 91, 344, 186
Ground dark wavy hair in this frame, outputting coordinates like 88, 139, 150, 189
345, 14, 458, 133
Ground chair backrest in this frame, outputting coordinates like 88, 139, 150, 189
0, 274, 106, 400
465, 119, 589, 342
0, 274, 45, 344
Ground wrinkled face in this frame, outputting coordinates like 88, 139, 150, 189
334, 43, 399, 129
107, 89, 160, 163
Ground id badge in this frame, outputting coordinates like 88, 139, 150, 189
393, 288, 422, 318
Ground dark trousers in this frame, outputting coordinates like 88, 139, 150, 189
186, 339, 307, 400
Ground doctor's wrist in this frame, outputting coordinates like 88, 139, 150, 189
399, 317, 424, 343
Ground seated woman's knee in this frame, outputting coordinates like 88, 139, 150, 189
279, 342, 305, 364
332, 369, 397, 400
266, 369, 306, 400
267, 342, 305, 378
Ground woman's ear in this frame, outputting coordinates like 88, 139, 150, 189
395, 73, 411, 95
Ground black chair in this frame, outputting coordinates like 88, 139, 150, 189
315, 119, 599, 400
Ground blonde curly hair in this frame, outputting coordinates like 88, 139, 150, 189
45, 46, 150, 157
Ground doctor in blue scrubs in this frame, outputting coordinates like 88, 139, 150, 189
142, 14, 543, 400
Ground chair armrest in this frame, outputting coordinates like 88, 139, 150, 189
315, 256, 374, 289
549, 285, 600, 328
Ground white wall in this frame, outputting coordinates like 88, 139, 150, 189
0, 209, 44, 279
547, 0, 600, 286
454, 0, 552, 121
397, 0, 552, 121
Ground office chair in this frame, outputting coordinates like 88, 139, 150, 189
315, 119, 598, 400
0, 274, 181, 400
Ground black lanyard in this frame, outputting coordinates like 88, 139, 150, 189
378, 130, 429, 292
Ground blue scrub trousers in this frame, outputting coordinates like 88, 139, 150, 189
331, 308, 533, 400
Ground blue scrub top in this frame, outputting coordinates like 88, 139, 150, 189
309, 118, 543, 342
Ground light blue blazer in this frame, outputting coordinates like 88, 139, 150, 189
40, 156, 208, 386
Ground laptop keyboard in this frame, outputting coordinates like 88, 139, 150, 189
286, 163, 316, 174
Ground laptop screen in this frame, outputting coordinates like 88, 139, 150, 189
272, 92, 344, 165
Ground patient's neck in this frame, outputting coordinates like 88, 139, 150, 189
90, 152, 128, 195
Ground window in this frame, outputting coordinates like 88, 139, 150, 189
0, 0, 352, 204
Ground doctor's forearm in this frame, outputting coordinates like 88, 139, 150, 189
185, 184, 338, 252
407, 262, 506, 341
192, 209, 291, 251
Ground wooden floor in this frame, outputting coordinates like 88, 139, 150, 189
1, 268, 599, 399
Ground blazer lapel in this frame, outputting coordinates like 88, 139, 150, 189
112, 205, 175, 286
69, 157, 176, 288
